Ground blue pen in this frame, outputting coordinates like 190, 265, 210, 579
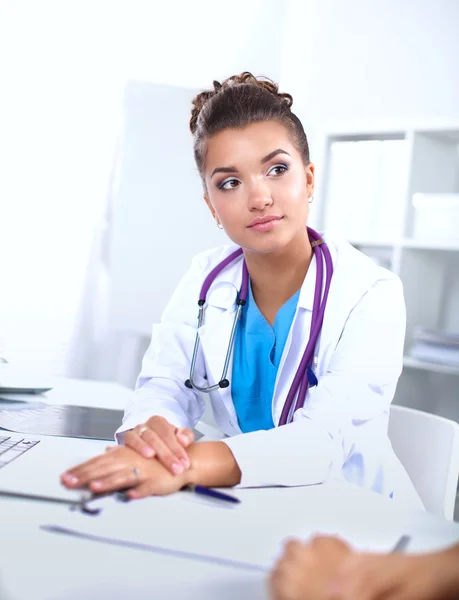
89, 485, 240, 507
186, 484, 241, 504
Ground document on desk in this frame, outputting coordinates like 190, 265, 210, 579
42, 486, 405, 571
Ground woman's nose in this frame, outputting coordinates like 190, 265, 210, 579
247, 180, 273, 211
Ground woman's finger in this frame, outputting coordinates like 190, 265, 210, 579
147, 417, 194, 450
147, 418, 192, 466
61, 454, 116, 486
61, 458, 126, 488
124, 428, 155, 458
175, 427, 194, 447
141, 429, 188, 475
89, 466, 143, 494
126, 480, 154, 500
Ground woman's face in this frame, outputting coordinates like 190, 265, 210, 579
203, 120, 314, 254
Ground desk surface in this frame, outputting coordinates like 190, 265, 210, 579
1, 378, 459, 600
2, 479, 459, 600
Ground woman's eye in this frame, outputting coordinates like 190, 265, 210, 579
268, 164, 288, 176
219, 179, 240, 191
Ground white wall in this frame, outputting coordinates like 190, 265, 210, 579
4, 0, 457, 383
281, 0, 459, 165
45, 0, 291, 384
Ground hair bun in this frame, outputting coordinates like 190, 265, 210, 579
225, 72, 293, 109
189, 71, 293, 134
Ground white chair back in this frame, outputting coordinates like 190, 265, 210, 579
389, 404, 459, 519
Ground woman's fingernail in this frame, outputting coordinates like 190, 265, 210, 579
180, 458, 190, 469
63, 473, 79, 485
171, 462, 183, 475
128, 490, 139, 499
142, 447, 154, 458
178, 434, 190, 446
91, 481, 103, 490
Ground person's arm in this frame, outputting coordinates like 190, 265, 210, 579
270, 536, 459, 600
329, 543, 459, 600
186, 441, 242, 487
61, 441, 241, 497
223, 275, 406, 488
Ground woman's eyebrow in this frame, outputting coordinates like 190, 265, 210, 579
261, 148, 291, 163
210, 149, 291, 179
211, 166, 238, 178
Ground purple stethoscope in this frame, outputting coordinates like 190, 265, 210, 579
185, 227, 334, 426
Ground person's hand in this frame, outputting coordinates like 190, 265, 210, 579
328, 547, 459, 600
123, 416, 194, 476
60, 445, 192, 499
270, 536, 352, 600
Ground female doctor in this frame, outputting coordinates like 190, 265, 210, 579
61, 72, 421, 507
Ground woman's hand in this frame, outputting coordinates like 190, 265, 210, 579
270, 536, 352, 600
328, 546, 459, 600
123, 416, 194, 476
60, 445, 191, 499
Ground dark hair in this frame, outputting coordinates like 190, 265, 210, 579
190, 72, 310, 185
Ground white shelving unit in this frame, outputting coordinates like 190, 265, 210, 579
315, 123, 459, 423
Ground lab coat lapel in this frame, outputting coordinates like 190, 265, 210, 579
271, 237, 349, 421
197, 255, 243, 421
319, 239, 376, 352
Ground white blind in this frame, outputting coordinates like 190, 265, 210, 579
0, 0, 289, 376
0, 3, 122, 376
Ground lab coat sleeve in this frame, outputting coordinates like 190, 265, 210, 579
115, 254, 209, 442
223, 276, 406, 488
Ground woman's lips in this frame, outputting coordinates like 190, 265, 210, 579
248, 216, 283, 232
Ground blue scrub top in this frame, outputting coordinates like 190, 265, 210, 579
231, 282, 300, 433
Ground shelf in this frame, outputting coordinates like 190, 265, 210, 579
348, 238, 459, 251
401, 239, 459, 251
349, 239, 396, 248
324, 122, 459, 140
403, 356, 459, 376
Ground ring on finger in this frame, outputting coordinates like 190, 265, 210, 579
137, 425, 149, 438
131, 466, 141, 484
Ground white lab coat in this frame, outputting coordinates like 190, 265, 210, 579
117, 234, 423, 509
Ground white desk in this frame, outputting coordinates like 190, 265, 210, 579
1, 378, 459, 600
2, 478, 459, 600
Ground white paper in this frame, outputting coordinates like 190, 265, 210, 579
43, 486, 404, 570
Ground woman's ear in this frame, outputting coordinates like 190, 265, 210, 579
204, 195, 220, 225
305, 162, 315, 198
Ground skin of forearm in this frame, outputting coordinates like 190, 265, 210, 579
438, 544, 459, 599
183, 441, 242, 488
